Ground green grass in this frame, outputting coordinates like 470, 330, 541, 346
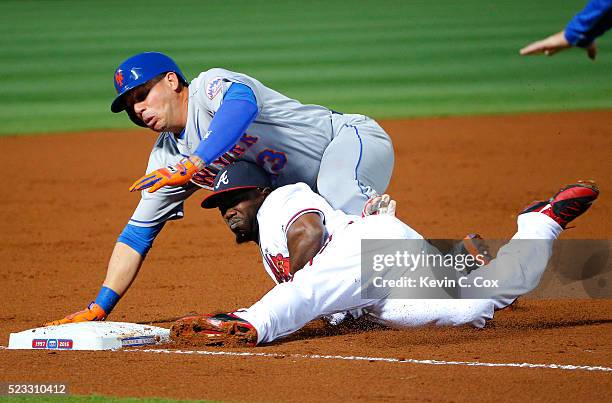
0, 0, 610, 135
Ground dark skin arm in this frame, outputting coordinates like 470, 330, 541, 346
286, 212, 326, 275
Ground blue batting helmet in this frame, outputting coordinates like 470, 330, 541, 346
110, 52, 188, 115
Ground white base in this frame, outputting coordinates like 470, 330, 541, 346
8, 322, 170, 351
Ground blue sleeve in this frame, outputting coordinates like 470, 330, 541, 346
565, 0, 612, 46
193, 83, 258, 165
117, 222, 165, 257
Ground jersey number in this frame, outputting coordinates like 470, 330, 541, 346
257, 149, 287, 172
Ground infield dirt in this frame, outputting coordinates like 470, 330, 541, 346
1, 111, 611, 401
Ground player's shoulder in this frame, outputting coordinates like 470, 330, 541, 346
269, 183, 315, 202
257, 183, 320, 231
258, 183, 313, 214
191, 70, 224, 102
199, 67, 238, 76
195, 68, 251, 86
192, 68, 257, 105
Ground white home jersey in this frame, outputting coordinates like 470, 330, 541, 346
256, 183, 358, 284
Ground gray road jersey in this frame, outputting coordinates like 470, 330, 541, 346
130, 68, 339, 227
188, 68, 337, 189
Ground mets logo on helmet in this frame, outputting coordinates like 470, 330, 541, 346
115, 70, 124, 87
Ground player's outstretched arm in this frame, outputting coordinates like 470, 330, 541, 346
102, 242, 145, 295
520, 0, 612, 60
43, 242, 144, 326
520, 31, 575, 56
286, 213, 326, 276
519, 31, 597, 59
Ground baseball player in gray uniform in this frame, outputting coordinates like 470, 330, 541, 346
45, 51, 394, 325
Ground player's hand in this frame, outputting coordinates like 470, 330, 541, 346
520, 30, 597, 60
362, 194, 396, 217
43, 303, 107, 327
129, 156, 202, 193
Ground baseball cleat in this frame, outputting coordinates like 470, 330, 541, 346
170, 313, 258, 347
520, 180, 599, 229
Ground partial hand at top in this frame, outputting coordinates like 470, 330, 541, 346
520, 30, 597, 60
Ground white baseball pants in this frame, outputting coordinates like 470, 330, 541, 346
236, 213, 562, 344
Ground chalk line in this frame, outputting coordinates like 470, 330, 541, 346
123, 347, 612, 373
2, 344, 609, 372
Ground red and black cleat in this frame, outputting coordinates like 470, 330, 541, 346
170, 313, 258, 347
520, 181, 599, 229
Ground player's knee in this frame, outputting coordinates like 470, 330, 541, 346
316, 177, 340, 206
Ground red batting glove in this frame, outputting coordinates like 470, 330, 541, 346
43, 302, 107, 327
129, 157, 200, 193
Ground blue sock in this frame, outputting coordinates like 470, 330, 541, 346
94, 286, 121, 314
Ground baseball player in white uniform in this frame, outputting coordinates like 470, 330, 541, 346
171, 161, 599, 346
45, 52, 393, 326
